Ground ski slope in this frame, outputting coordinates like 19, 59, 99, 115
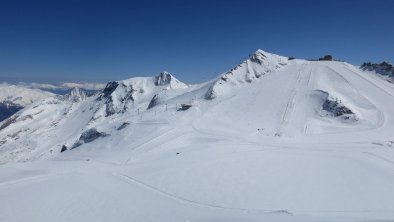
1, 50, 394, 221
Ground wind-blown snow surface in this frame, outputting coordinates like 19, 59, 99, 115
1, 51, 394, 222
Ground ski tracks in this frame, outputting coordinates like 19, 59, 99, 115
112, 172, 292, 215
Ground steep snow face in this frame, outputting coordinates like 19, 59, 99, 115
0, 83, 54, 106
205, 49, 288, 99
2, 51, 394, 221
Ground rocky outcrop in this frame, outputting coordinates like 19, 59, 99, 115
96, 82, 135, 117
322, 99, 353, 117
155, 72, 172, 86
154, 71, 188, 89
147, 94, 160, 110
65, 87, 89, 102
361, 61, 394, 82
72, 128, 108, 149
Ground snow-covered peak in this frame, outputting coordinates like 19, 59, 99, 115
154, 71, 188, 89
65, 87, 88, 102
155, 71, 172, 86
93, 72, 188, 117
250, 49, 288, 65
205, 49, 288, 99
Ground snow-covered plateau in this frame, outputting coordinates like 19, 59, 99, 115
1, 50, 394, 222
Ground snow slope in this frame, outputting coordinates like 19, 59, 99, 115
1, 50, 394, 222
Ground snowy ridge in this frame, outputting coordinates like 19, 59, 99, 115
205, 49, 288, 99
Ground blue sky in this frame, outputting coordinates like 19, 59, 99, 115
0, 0, 393, 84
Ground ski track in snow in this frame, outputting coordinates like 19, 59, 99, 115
112, 172, 291, 215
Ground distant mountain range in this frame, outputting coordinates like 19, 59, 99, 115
0, 82, 104, 121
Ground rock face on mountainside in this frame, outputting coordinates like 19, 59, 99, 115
205, 49, 288, 99
96, 81, 135, 117
65, 87, 91, 102
155, 71, 188, 89
72, 128, 108, 149
361, 61, 394, 82
322, 99, 354, 118
147, 94, 160, 110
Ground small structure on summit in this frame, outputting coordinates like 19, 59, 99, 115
319, 55, 333, 61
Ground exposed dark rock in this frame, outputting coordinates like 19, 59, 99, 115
178, 104, 192, 111
96, 81, 135, 117
155, 72, 172, 86
288, 57, 295, 60
205, 86, 216, 100
361, 61, 394, 82
65, 88, 89, 102
72, 128, 108, 149
60, 145, 67, 152
104, 83, 135, 117
117, 122, 130, 130
322, 99, 353, 117
249, 51, 267, 65
147, 94, 160, 109
99, 82, 119, 100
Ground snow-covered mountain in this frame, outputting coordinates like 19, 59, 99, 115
17, 81, 106, 94
1, 50, 394, 222
0, 83, 54, 121
0, 83, 54, 106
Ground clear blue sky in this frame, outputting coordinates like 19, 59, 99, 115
0, 0, 393, 84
